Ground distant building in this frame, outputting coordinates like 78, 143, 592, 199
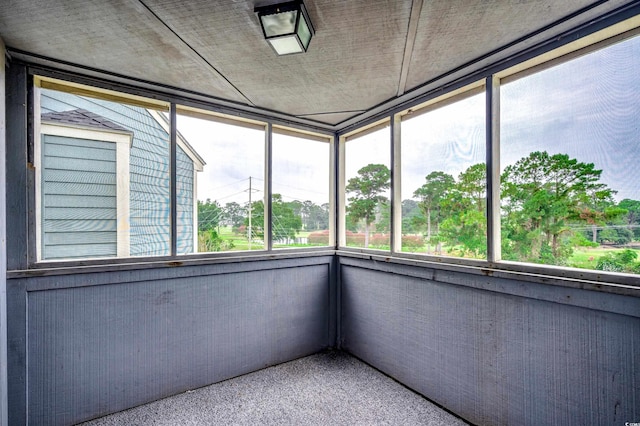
38, 90, 204, 260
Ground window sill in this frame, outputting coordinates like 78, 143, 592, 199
336, 248, 640, 298
8, 247, 336, 279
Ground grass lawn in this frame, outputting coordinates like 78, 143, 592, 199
209, 227, 321, 251
567, 246, 640, 269
205, 227, 639, 271
214, 226, 264, 251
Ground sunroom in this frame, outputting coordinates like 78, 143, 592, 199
0, 1, 639, 425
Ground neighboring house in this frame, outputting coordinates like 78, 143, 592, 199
38, 89, 204, 260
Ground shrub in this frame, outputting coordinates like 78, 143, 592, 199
345, 231, 365, 246
308, 230, 330, 245
198, 230, 235, 252
596, 249, 639, 273
402, 235, 424, 249
370, 233, 390, 247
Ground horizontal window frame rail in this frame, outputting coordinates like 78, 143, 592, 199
7, 249, 337, 279
337, 249, 640, 300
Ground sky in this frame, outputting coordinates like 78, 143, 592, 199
176, 33, 640, 208
177, 116, 265, 206
500, 34, 640, 202
177, 117, 330, 206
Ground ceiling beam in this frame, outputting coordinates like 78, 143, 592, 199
136, 0, 255, 106
397, 0, 423, 97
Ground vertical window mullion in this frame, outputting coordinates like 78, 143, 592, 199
337, 136, 346, 247
391, 115, 402, 253
486, 76, 501, 262
170, 103, 177, 257
329, 134, 338, 247
265, 123, 272, 251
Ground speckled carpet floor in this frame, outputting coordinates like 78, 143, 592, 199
80, 351, 469, 425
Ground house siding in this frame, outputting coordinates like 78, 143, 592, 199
41, 90, 196, 257
177, 146, 194, 254
41, 135, 117, 259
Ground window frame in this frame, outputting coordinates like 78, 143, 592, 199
270, 125, 335, 250
338, 118, 392, 251
26, 75, 336, 269
12, 9, 640, 288
335, 14, 640, 287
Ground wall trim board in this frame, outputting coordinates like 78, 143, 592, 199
8, 250, 336, 279
339, 257, 640, 319
10, 255, 335, 293
337, 251, 640, 298
0, 35, 9, 426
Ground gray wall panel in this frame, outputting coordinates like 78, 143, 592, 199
340, 263, 640, 426
19, 261, 330, 425
0, 36, 8, 426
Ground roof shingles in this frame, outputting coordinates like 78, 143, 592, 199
41, 108, 131, 132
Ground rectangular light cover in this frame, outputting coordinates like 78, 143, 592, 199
269, 36, 304, 55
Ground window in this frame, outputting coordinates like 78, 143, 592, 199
499, 32, 640, 275
341, 122, 391, 250
176, 107, 266, 253
35, 77, 171, 260
400, 86, 486, 259
271, 128, 332, 249
32, 78, 334, 263
28, 13, 640, 281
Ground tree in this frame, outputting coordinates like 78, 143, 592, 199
223, 201, 245, 229
501, 151, 615, 264
198, 199, 222, 232
345, 164, 390, 248
437, 164, 487, 258
618, 199, 640, 239
401, 199, 423, 235
578, 189, 624, 243
288, 200, 304, 223
413, 171, 455, 246
457, 163, 486, 212
245, 194, 302, 242
301, 200, 328, 231
197, 200, 235, 252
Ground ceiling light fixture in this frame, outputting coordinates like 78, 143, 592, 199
255, 0, 315, 56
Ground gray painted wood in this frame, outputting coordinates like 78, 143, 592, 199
6, 63, 28, 270
42, 135, 117, 260
0, 36, 8, 426
340, 261, 640, 426
21, 262, 329, 425
7, 280, 27, 426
